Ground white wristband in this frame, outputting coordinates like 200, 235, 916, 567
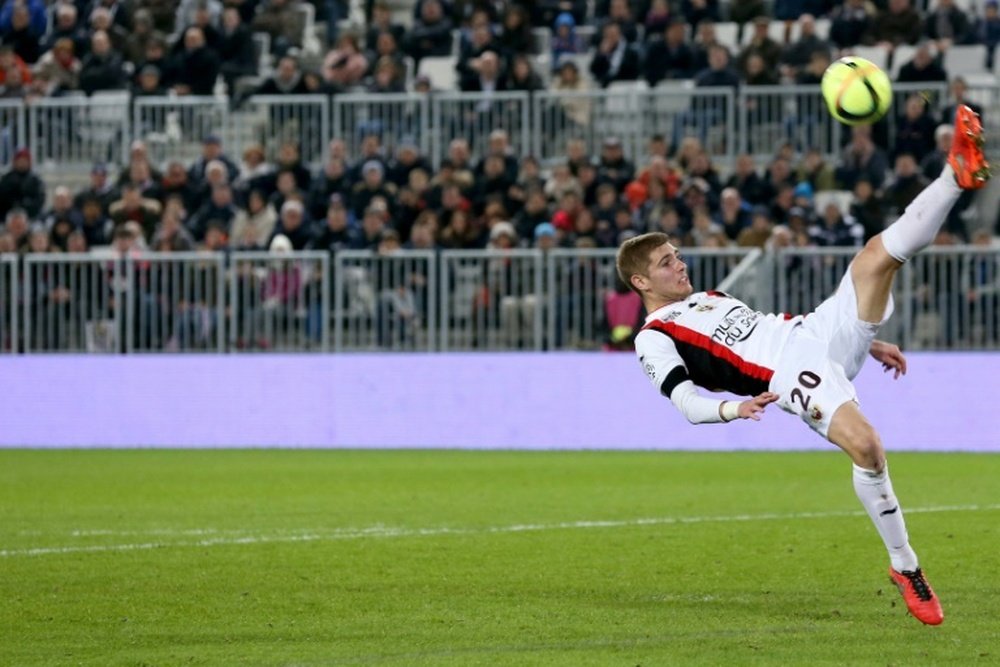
720, 401, 741, 422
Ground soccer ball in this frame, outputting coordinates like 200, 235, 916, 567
821, 56, 892, 126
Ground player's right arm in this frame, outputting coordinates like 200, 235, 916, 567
635, 329, 778, 424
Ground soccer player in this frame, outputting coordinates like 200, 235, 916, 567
616, 106, 990, 626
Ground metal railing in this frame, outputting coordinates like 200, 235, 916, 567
3, 247, 999, 353
1, 83, 988, 172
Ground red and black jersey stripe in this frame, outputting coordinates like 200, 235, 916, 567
643, 320, 774, 397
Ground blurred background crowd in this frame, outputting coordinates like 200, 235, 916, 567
1, 0, 999, 260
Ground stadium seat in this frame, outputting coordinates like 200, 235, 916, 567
944, 44, 989, 76
252, 32, 272, 74
296, 2, 322, 56
850, 46, 889, 73
813, 18, 831, 41
532, 27, 551, 56
714, 21, 740, 52
417, 56, 458, 90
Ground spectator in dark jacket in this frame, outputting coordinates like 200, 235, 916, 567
829, 0, 875, 50
219, 8, 256, 94
872, 0, 922, 47
645, 17, 695, 85
253, 55, 310, 96
79, 30, 126, 94
589, 22, 640, 87
924, 0, 971, 50
405, 0, 453, 64
896, 42, 948, 85
893, 94, 938, 163
171, 27, 221, 96
2, 2, 43, 64
0, 148, 44, 218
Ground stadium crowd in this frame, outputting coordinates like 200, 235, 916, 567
0, 0, 998, 261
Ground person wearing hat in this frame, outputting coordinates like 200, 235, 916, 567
532, 221, 558, 251
351, 160, 397, 220
132, 62, 166, 97
551, 11, 585, 71
0, 147, 44, 218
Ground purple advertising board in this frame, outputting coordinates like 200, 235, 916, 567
0, 353, 997, 450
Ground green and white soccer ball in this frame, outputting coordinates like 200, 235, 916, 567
821, 56, 893, 126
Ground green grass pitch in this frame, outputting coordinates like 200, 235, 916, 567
1, 450, 998, 666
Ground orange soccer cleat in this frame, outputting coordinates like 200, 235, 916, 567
889, 567, 944, 626
948, 105, 991, 190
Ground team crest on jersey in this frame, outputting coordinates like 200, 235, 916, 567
640, 356, 657, 380
810, 406, 823, 422
694, 304, 715, 312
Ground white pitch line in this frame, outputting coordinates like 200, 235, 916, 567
2, 504, 997, 558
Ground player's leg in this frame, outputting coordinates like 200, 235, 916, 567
849, 105, 989, 324
827, 401, 944, 625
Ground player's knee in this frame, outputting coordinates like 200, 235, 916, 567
847, 423, 885, 471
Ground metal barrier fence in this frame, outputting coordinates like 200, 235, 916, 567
6, 83, 988, 172
333, 249, 436, 351
229, 251, 329, 352
0, 99, 26, 165
1, 255, 15, 353
28, 94, 131, 170
333, 93, 432, 163
430, 91, 532, 170
2, 247, 999, 353
439, 250, 543, 350
236, 95, 330, 165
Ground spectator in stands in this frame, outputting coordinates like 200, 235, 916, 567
681, 0, 720, 31
896, 41, 948, 84
924, 0, 971, 51
132, 63, 166, 97
691, 19, 726, 72
218, 7, 256, 94
457, 14, 501, 79
796, 147, 836, 191
351, 160, 397, 219
0, 55, 26, 97
644, 0, 671, 38
93, 0, 131, 31
189, 135, 239, 185
498, 4, 532, 55
977, 1, 1000, 67
716, 186, 750, 241
228, 188, 276, 249
90, 6, 128, 55
940, 76, 983, 125
849, 178, 887, 242
255, 54, 310, 96
600, 0, 640, 44
459, 48, 506, 121
170, 27, 221, 96
309, 193, 357, 251
744, 52, 779, 86
725, 153, 767, 205
736, 205, 773, 248
781, 14, 832, 79
135, 37, 171, 89
366, 29, 405, 77
809, 202, 864, 247
835, 125, 889, 189
0, 148, 43, 218
151, 208, 196, 251
365, 2, 405, 49
506, 53, 544, 92
885, 153, 929, 216
110, 183, 162, 241
41, 186, 83, 231
122, 9, 162, 64
438, 207, 481, 248
694, 43, 740, 89
597, 136, 636, 192
387, 140, 432, 188
74, 163, 116, 214
160, 160, 200, 213
551, 58, 590, 131
79, 30, 126, 94
270, 199, 314, 249
739, 16, 782, 75
189, 183, 238, 239
551, 12, 585, 71
533, 0, 587, 30
324, 33, 369, 88
590, 21, 640, 87
2, 1, 42, 64
252, 0, 304, 56
42, 4, 88, 57
406, 0, 453, 64
0, 43, 27, 86
872, 0, 922, 49
645, 16, 695, 85
893, 93, 937, 163
307, 155, 347, 219
829, 0, 876, 51
920, 123, 952, 179
758, 155, 795, 207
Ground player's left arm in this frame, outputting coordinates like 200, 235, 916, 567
869, 339, 906, 379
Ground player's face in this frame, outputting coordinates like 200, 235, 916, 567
635, 243, 692, 305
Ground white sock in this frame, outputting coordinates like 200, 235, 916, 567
852, 463, 919, 572
880, 165, 962, 263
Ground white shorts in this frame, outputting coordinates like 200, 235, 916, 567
769, 330, 857, 439
800, 262, 893, 381
769, 263, 892, 438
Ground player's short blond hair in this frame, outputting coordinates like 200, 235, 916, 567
615, 232, 670, 296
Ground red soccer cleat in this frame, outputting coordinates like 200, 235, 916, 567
948, 105, 990, 190
889, 567, 944, 626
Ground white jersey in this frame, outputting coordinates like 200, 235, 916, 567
635, 290, 804, 399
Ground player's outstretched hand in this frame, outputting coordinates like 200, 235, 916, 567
739, 392, 779, 421
869, 339, 907, 379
